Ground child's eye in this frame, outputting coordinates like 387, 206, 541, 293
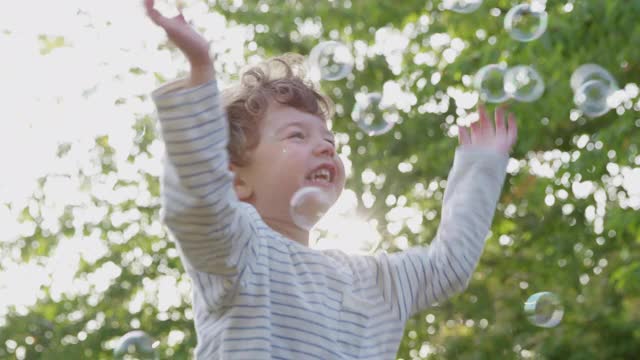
325, 138, 335, 146
289, 131, 305, 139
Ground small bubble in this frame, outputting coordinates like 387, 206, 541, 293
113, 330, 159, 360
504, 4, 548, 42
474, 64, 509, 103
290, 187, 334, 231
351, 92, 399, 136
504, 65, 545, 102
134, 124, 147, 144
308, 41, 354, 82
442, 0, 483, 14
524, 292, 564, 328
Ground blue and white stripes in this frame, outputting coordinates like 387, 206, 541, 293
151, 79, 508, 359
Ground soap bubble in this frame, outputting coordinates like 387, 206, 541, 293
351, 92, 399, 136
570, 64, 618, 117
113, 331, 159, 360
290, 187, 334, 231
134, 124, 147, 144
504, 65, 545, 102
574, 79, 616, 118
504, 4, 548, 42
442, 0, 483, 13
570, 64, 618, 92
524, 292, 564, 328
308, 41, 354, 82
474, 64, 509, 103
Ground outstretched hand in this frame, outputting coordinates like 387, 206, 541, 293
144, 0, 214, 84
459, 105, 518, 154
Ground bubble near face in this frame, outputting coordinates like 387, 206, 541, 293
351, 92, 399, 136
308, 41, 354, 82
524, 292, 564, 328
504, 65, 545, 102
474, 64, 509, 103
290, 187, 334, 231
442, 0, 483, 13
504, 4, 548, 42
113, 330, 159, 360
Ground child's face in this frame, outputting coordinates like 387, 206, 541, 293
232, 102, 346, 227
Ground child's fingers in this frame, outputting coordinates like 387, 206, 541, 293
478, 104, 492, 135
495, 106, 507, 137
507, 113, 518, 147
144, 0, 167, 27
470, 119, 481, 144
144, 0, 186, 29
494, 106, 504, 128
458, 125, 471, 145
144, 0, 158, 17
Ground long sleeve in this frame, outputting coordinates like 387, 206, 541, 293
152, 79, 258, 277
341, 146, 508, 321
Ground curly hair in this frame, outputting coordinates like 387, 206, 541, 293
222, 53, 334, 166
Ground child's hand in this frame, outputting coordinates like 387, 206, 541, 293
144, 0, 214, 85
458, 105, 518, 154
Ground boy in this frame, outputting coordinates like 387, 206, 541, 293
144, 1, 517, 358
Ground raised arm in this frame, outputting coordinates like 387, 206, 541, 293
344, 106, 517, 321
145, 0, 257, 276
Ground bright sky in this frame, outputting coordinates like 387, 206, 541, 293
0, 0, 383, 317
1, 0, 640, 328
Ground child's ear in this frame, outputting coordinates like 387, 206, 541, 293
229, 163, 253, 201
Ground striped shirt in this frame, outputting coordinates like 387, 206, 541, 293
151, 79, 509, 359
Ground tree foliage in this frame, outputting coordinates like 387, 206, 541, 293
1, 0, 639, 359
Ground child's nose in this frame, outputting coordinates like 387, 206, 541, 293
314, 139, 336, 158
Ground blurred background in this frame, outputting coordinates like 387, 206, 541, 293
1, 0, 639, 358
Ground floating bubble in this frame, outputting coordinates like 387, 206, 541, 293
574, 79, 616, 118
504, 4, 548, 42
570, 64, 618, 92
290, 187, 334, 231
504, 65, 545, 102
351, 92, 399, 136
474, 64, 509, 103
308, 41, 354, 82
524, 292, 564, 328
134, 124, 147, 144
442, 0, 483, 13
113, 330, 159, 360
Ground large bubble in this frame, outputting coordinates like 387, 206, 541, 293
351, 92, 399, 136
504, 65, 545, 102
524, 292, 564, 328
570, 64, 618, 92
574, 80, 616, 118
571, 64, 618, 118
113, 330, 159, 360
474, 64, 510, 103
290, 187, 334, 231
308, 41, 354, 82
442, 0, 483, 13
504, 3, 549, 42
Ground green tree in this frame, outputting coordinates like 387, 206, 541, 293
1, 0, 639, 359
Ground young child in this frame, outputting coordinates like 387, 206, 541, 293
144, 1, 517, 358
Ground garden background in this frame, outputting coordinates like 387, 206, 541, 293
0, 0, 639, 358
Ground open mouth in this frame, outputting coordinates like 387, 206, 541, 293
305, 165, 335, 185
